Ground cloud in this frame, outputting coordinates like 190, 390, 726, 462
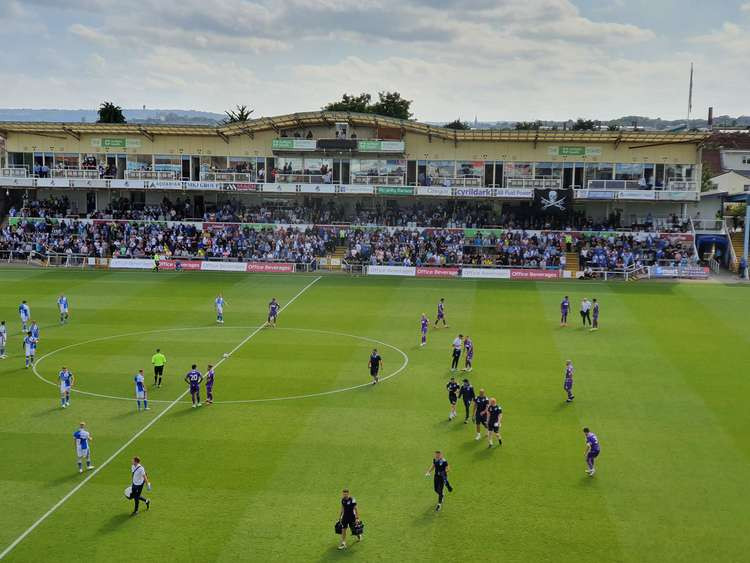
68, 23, 116, 46
741, 3, 750, 13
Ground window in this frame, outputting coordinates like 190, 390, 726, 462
228, 156, 254, 172
615, 163, 644, 181
53, 153, 79, 169
742, 156, 750, 164
200, 156, 227, 174
504, 162, 532, 178
584, 162, 613, 181
534, 162, 562, 179
154, 155, 182, 174
427, 160, 455, 178
127, 155, 152, 171
457, 161, 483, 178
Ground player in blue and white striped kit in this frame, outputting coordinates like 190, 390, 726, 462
73, 422, 94, 473
58, 294, 69, 324
29, 320, 40, 341
23, 334, 37, 368
134, 369, 149, 411
0, 320, 6, 359
18, 301, 30, 333
215, 294, 226, 324
59, 367, 75, 408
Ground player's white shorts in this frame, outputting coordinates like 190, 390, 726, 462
76, 445, 89, 458
60, 383, 71, 394
60, 307, 68, 313
25, 347, 34, 356
216, 307, 223, 314
20, 315, 29, 322
136, 390, 146, 399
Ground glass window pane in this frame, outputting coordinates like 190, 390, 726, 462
504, 162, 532, 178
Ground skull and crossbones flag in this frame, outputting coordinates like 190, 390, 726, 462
534, 188, 572, 214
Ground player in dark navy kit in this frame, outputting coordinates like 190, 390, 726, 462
434, 298, 448, 328
486, 398, 503, 447
472, 388, 489, 440
457, 379, 475, 423
337, 489, 361, 550
184, 364, 203, 408
446, 377, 460, 421
267, 297, 280, 328
583, 427, 601, 476
591, 299, 600, 331
560, 295, 570, 327
425, 450, 452, 511
368, 349, 382, 385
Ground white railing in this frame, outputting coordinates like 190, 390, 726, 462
352, 175, 405, 185
50, 169, 100, 179
1, 167, 29, 178
587, 180, 642, 190
419, 176, 483, 188
276, 173, 332, 184
505, 178, 561, 189
124, 171, 179, 180
691, 219, 725, 232
666, 179, 697, 191
201, 171, 258, 183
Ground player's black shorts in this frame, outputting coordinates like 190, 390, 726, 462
489, 421, 500, 432
341, 516, 356, 531
448, 393, 457, 405
370, 368, 379, 377
154, 366, 164, 375
475, 415, 487, 426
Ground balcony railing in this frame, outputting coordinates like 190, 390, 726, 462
352, 175, 405, 185
276, 173, 333, 184
124, 171, 180, 180
201, 171, 258, 183
587, 179, 697, 191
50, 169, 100, 179
418, 176, 483, 187
1, 167, 29, 178
505, 178, 561, 189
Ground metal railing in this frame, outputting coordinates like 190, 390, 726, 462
201, 171, 258, 183
352, 175, 405, 185
1, 167, 29, 178
276, 173, 332, 184
124, 171, 179, 180
50, 169, 100, 179
505, 178, 561, 189
418, 176, 483, 188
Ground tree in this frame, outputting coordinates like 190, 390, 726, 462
444, 118, 470, 130
701, 164, 716, 192
322, 93, 372, 114
571, 118, 599, 131
369, 91, 413, 120
322, 91, 413, 120
97, 102, 126, 124
514, 120, 542, 130
223, 105, 254, 123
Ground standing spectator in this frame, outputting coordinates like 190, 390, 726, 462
580, 298, 592, 327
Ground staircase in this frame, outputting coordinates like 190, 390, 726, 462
564, 252, 579, 274
730, 231, 744, 273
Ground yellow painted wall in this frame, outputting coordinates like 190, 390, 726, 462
5, 130, 700, 165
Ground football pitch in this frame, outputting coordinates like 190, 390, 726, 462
0, 269, 748, 562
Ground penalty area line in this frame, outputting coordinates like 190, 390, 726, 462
0, 275, 322, 560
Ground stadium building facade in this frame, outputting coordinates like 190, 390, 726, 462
0, 111, 708, 224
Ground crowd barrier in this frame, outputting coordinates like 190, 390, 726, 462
366, 265, 572, 280
109, 257, 296, 273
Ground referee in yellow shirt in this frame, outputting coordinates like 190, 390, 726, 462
151, 348, 166, 388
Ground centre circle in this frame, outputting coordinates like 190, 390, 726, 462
33, 326, 409, 404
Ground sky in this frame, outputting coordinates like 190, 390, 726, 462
0, 0, 748, 122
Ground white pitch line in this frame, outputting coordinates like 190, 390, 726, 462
0, 275, 321, 560
33, 327, 409, 404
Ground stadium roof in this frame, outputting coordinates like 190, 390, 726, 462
0, 111, 711, 144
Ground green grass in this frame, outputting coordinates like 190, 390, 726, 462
0, 269, 748, 562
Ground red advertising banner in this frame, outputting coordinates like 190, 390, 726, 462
246, 262, 295, 273
510, 269, 560, 280
160, 259, 203, 271
659, 233, 694, 242
416, 267, 460, 278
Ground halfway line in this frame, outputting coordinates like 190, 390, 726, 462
0, 275, 322, 560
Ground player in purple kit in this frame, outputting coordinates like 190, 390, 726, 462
266, 298, 280, 328
462, 336, 473, 372
560, 295, 570, 327
583, 427, 601, 476
564, 360, 575, 402
434, 298, 448, 329
184, 364, 203, 408
591, 299, 600, 331
419, 314, 429, 346
205, 364, 215, 404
